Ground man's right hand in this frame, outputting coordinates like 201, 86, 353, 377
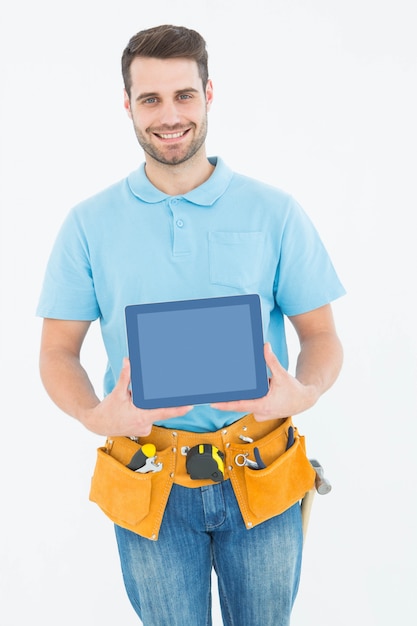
39, 319, 193, 438
83, 357, 193, 437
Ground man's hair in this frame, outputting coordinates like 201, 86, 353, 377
122, 24, 209, 97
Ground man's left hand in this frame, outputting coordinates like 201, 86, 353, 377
211, 343, 318, 421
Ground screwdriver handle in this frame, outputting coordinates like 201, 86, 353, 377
127, 443, 157, 471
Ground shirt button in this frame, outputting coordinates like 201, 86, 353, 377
176, 219, 184, 228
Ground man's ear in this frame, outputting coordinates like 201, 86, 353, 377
123, 89, 132, 119
205, 79, 214, 111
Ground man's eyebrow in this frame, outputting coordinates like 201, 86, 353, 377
135, 87, 200, 101
136, 91, 158, 102
175, 87, 200, 95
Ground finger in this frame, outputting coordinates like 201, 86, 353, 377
149, 404, 194, 420
116, 357, 131, 393
264, 343, 285, 377
210, 398, 260, 413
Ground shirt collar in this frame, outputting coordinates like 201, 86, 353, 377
127, 157, 233, 206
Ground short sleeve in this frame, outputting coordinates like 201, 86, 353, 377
36, 209, 100, 320
274, 198, 346, 316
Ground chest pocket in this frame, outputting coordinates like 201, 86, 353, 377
209, 231, 265, 289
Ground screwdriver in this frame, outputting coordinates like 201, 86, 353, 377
127, 443, 157, 471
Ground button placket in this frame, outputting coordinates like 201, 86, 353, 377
168, 198, 190, 256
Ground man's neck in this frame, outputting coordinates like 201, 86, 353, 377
144, 151, 215, 196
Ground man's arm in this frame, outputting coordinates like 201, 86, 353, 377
39, 318, 193, 437
211, 304, 343, 421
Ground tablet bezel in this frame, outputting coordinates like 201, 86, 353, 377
125, 294, 268, 409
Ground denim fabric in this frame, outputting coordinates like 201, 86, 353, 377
115, 480, 303, 625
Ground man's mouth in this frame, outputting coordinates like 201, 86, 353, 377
153, 129, 190, 140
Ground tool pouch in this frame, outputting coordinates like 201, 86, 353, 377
89, 415, 315, 539
89, 437, 174, 541
227, 418, 316, 528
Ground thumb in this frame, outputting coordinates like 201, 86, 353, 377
116, 357, 131, 392
264, 343, 285, 377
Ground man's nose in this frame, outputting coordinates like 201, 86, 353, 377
158, 101, 182, 126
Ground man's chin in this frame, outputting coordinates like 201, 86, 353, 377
151, 154, 188, 166
146, 146, 199, 167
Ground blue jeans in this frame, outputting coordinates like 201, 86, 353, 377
115, 479, 303, 626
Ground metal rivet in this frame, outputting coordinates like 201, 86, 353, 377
243, 426, 247, 431
247, 522, 253, 528
222, 429, 228, 435
170, 472, 175, 478
172, 447, 177, 453
172, 432, 177, 437
151, 534, 157, 540
228, 466, 233, 471
226, 442, 230, 448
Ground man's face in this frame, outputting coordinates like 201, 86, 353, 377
124, 57, 213, 166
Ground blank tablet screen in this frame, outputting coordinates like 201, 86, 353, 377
125, 294, 268, 409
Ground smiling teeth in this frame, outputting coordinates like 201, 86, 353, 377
158, 131, 186, 139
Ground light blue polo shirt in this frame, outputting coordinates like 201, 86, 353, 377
37, 157, 345, 431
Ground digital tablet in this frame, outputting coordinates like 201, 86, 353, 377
125, 294, 269, 409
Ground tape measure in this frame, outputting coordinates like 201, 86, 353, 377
186, 444, 225, 482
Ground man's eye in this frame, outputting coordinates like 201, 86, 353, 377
144, 97, 157, 104
178, 94, 192, 100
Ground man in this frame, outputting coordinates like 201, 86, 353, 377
37, 24, 345, 626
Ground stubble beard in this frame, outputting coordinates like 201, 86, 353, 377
133, 116, 208, 166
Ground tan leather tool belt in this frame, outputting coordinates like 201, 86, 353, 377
89, 414, 315, 541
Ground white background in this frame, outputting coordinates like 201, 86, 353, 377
1, 1, 416, 624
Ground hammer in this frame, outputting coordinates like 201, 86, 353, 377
301, 459, 332, 539
309, 458, 332, 495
